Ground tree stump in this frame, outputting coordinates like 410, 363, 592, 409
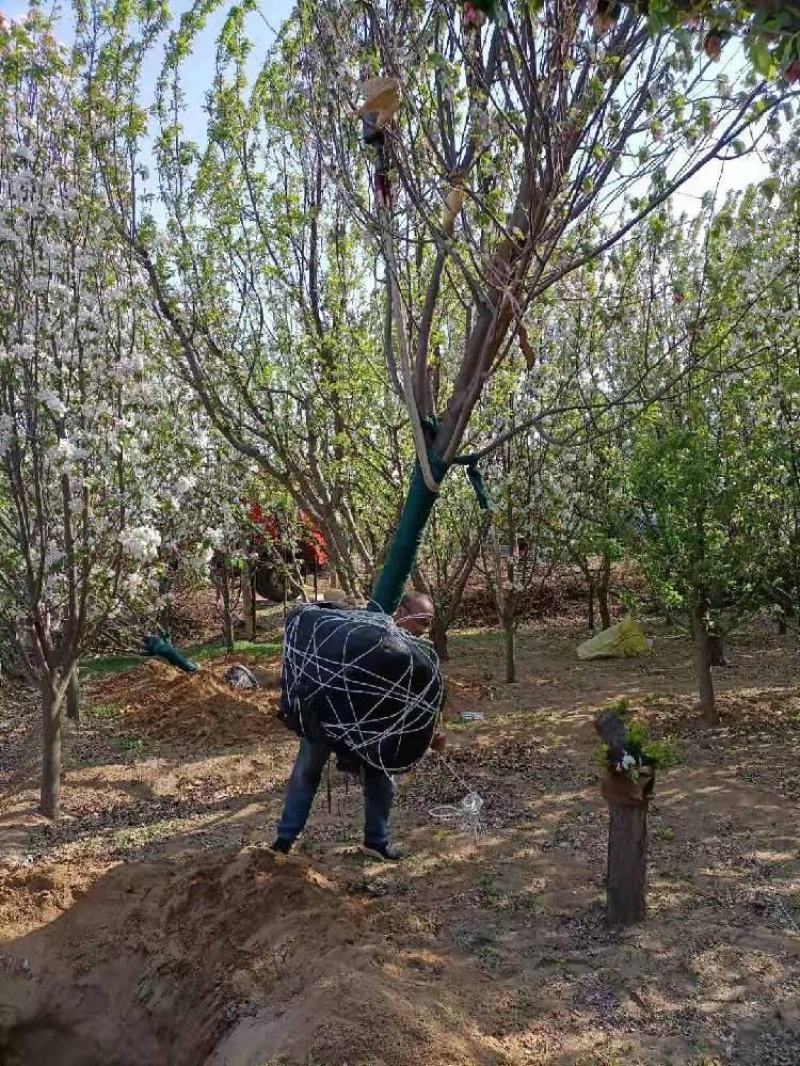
601, 770, 654, 926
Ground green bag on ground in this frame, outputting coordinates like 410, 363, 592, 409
576, 617, 650, 661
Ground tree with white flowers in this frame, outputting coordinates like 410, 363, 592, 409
80, 0, 797, 614
79, 0, 407, 598
0, 10, 197, 817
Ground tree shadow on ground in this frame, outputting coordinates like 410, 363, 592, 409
2, 621, 800, 1064
3, 760, 798, 1066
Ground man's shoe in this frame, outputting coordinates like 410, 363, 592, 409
270, 837, 293, 855
362, 841, 403, 862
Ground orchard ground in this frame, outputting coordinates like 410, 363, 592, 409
1, 607, 799, 1066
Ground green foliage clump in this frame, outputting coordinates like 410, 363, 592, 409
596, 699, 680, 781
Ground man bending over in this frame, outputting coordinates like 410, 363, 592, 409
271, 592, 435, 861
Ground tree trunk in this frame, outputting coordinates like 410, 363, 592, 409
157, 599, 172, 639
504, 613, 515, 683
598, 556, 612, 631
778, 609, 788, 635
587, 579, 595, 633
504, 545, 516, 682
40, 684, 63, 819
66, 667, 80, 723
219, 558, 235, 653
156, 566, 174, 637
242, 566, 256, 640
708, 632, 727, 667
693, 602, 718, 723
413, 514, 487, 664
369, 461, 442, 614
431, 612, 449, 660
606, 792, 649, 926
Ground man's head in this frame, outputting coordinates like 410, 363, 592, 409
394, 592, 435, 637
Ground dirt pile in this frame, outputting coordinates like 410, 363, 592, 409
0, 861, 107, 938
0, 847, 489, 1066
91, 659, 283, 748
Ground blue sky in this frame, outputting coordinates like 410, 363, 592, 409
1, 0, 295, 144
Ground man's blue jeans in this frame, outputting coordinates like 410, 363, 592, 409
276, 738, 396, 848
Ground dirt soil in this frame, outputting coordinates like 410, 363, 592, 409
1, 619, 799, 1066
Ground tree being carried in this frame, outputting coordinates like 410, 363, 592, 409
81, 0, 794, 853
300, 0, 791, 614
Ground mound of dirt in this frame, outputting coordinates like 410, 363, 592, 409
91, 659, 283, 748
0, 862, 109, 938
0, 847, 490, 1066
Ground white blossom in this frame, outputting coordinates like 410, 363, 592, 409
204, 527, 225, 549
119, 525, 162, 563
124, 572, 145, 597
174, 474, 196, 497
53, 438, 76, 463
37, 388, 67, 417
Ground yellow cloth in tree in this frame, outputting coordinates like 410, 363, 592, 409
358, 77, 400, 127
576, 617, 650, 661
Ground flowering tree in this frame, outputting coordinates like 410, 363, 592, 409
150, 427, 256, 650
72, 0, 794, 612
0, 11, 200, 817
81, 1, 407, 598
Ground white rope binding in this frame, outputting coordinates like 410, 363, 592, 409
283, 605, 442, 776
